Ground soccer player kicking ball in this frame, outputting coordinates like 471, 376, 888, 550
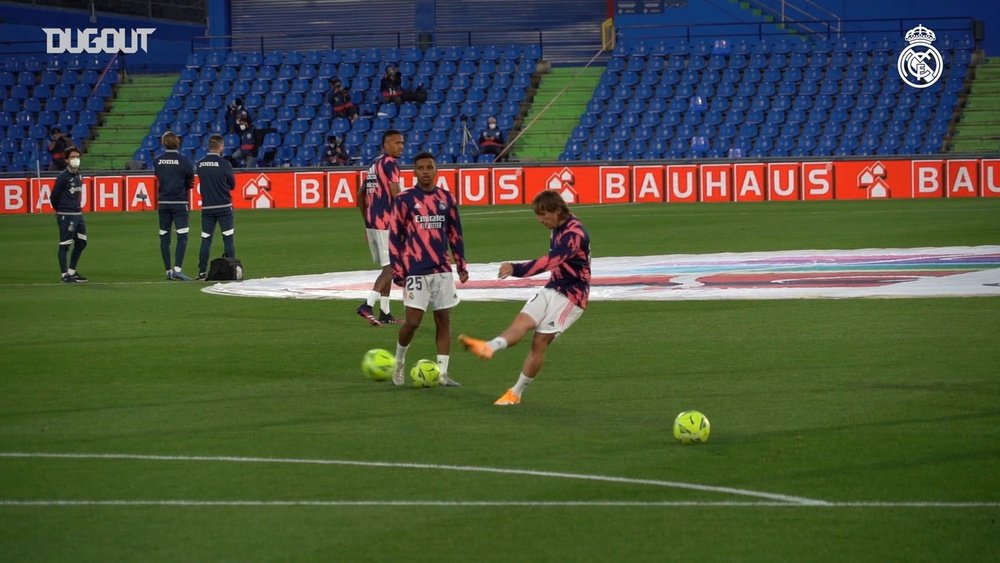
459, 190, 591, 405
388, 152, 469, 387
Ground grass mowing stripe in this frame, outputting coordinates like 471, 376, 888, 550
3, 500, 998, 508
2, 199, 998, 561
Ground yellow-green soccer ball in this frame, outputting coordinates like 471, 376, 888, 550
409, 359, 441, 388
673, 410, 711, 445
362, 348, 396, 381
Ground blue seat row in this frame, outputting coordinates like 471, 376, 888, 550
612, 34, 974, 58
147, 46, 540, 168
563, 35, 971, 161
0, 53, 116, 73
186, 44, 542, 69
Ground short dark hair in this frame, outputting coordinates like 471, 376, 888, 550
66, 147, 81, 158
414, 152, 436, 165
382, 129, 402, 145
208, 134, 224, 151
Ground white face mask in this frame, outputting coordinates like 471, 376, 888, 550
488, 123, 497, 129
68, 157, 81, 168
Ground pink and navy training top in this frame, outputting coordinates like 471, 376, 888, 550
510, 214, 591, 309
361, 153, 399, 230
389, 186, 468, 282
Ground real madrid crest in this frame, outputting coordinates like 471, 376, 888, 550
897, 24, 944, 89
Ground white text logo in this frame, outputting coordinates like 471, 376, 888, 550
43, 28, 156, 54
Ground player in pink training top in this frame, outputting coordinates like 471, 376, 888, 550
356, 129, 405, 326
459, 189, 591, 405
387, 152, 469, 387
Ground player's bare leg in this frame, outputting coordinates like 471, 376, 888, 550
375, 267, 402, 325
494, 332, 553, 405
498, 313, 537, 348
460, 313, 536, 360
392, 306, 423, 386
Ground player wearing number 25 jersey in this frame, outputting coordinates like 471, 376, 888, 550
386, 152, 469, 388
388, 181, 468, 283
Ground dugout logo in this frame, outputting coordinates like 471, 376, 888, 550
897, 25, 943, 89
43, 28, 156, 54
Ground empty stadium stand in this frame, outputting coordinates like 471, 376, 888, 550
0, 54, 118, 172
560, 35, 975, 161
1, 29, 993, 173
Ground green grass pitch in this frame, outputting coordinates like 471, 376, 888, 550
1, 199, 999, 562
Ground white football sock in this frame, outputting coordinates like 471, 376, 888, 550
489, 336, 509, 352
395, 343, 409, 366
380, 296, 391, 315
67, 268, 76, 275
367, 291, 379, 308
512, 373, 533, 396
437, 354, 449, 375
173, 266, 182, 272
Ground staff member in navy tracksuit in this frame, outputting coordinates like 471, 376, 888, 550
50, 147, 89, 283
232, 116, 258, 168
478, 116, 507, 162
153, 131, 196, 281
196, 134, 237, 280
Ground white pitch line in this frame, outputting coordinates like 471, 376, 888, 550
0, 451, 824, 505
1, 500, 997, 508
0, 281, 175, 288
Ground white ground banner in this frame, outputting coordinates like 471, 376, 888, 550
203, 246, 1000, 301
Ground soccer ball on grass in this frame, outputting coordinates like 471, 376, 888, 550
409, 359, 441, 388
673, 410, 710, 445
361, 348, 396, 381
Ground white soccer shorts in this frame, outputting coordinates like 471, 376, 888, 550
366, 228, 391, 267
402, 272, 460, 312
520, 287, 584, 335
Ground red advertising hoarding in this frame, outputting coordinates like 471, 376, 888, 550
1, 157, 996, 214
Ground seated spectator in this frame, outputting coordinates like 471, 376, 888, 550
231, 116, 259, 168
323, 135, 349, 166
225, 98, 251, 134
399, 70, 428, 104
380, 66, 402, 105
477, 116, 507, 161
47, 128, 73, 171
328, 79, 358, 122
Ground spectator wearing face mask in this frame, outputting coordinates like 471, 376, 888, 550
225, 98, 251, 135
478, 116, 507, 162
232, 117, 258, 168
